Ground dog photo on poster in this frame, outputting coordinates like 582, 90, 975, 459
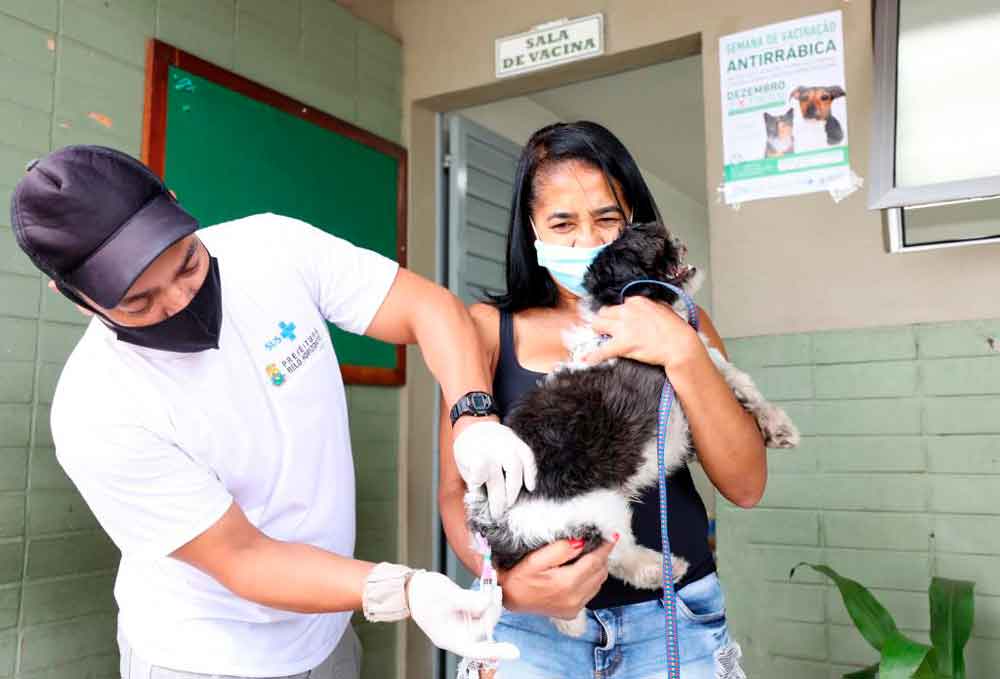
719, 10, 853, 204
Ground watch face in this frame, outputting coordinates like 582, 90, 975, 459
470, 393, 491, 411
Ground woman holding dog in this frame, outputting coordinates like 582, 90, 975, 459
439, 122, 766, 677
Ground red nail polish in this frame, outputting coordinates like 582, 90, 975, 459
569, 538, 585, 548
612, 532, 620, 542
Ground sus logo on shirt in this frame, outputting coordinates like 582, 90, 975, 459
262, 325, 324, 386
264, 321, 297, 351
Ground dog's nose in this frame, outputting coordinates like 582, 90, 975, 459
806, 104, 817, 117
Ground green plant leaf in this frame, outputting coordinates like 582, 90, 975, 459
929, 577, 975, 679
880, 630, 933, 679
792, 563, 899, 651
913, 651, 939, 679
843, 663, 879, 678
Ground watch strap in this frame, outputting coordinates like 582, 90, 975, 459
449, 391, 498, 426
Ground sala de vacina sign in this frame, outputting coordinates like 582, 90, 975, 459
495, 14, 604, 79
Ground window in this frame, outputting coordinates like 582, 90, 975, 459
870, 0, 1000, 251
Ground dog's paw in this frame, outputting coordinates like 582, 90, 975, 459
632, 559, 663, 590
551, 611, 588, 637
670, 554, 689, 584
621, 549, 689, 589
726, 370, 759, 408
618, 546, 662, 590
710, 355, 762, 410
757, 404, 800, 449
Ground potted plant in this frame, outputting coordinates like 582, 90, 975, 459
791, 563, 974, 678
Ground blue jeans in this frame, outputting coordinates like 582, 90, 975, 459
492, 573, 742, 678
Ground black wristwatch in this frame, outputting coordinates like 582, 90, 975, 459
449, 391, 499, 426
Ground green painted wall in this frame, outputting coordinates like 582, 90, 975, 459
348, 385, 401, 678
720, 318, 1000, 677
0, 1, 402, 677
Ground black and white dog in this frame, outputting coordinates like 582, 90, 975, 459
466, 222, 800, 636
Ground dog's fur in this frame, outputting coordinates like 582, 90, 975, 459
466, 222, 800, 636
789, 85, 846, 146
764, 108, 795, 158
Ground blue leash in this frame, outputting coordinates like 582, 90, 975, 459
620, 280, 699, 679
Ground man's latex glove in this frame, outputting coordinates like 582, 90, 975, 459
407, 571, 519, 660
453, 420, 537, 519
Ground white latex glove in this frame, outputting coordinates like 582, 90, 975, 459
407, 571, 519, 660
453, 420, 537, 519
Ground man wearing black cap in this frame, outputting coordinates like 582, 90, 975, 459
10, 145, 532, 678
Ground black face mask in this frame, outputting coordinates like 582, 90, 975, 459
109, 256, 223, 353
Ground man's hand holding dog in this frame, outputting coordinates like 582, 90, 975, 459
453, 420, 537, 519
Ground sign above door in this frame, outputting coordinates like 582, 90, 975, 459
495, 14, 604, 79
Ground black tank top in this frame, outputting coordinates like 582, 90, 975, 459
493, 310, 716, 609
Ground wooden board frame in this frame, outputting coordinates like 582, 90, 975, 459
142, 39, 408, 386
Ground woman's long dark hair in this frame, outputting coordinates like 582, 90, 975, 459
489, 121, 663, 312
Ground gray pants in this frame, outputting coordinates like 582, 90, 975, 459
118, 626, 362, 679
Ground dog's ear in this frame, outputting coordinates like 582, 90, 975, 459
763, 112, 774, 123
668, 233, 688, 264
650, 224, 681, 276
784, 107, 795, 118
650, 227, 690, 300
682, 267, 705, 297
789, 86, 805, 101
828, 86, 845, 99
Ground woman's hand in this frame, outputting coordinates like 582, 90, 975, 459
584, 296, 702, 371
498, 538, 616, 619
588, 300, 768, 508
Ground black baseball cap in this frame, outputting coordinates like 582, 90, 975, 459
9, 145, 199, 309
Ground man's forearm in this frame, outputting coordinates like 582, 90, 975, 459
222, 537, 375, 614
175, 503, 385, 616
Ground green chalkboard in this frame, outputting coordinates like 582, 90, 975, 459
145, 42, 406, 385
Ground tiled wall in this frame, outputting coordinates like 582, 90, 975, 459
720, 318, 1000, 678
347, 385, 401, 678
0, 1, 402, 677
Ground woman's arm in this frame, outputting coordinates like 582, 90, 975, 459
587, 299, 767, 508
439, 393, 487, 575
677, 308, 767, 507
437, 303, 500, 576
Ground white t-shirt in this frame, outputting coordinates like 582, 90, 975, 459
50, 213, 399, 676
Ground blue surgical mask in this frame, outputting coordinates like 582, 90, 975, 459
534, 239, 606, 297
532, 220, 608, 297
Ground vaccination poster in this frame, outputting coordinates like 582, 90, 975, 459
719, 10, 851, 204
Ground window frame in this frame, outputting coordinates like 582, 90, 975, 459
883, 204, 1000, 252
870, 0, 1000, 252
